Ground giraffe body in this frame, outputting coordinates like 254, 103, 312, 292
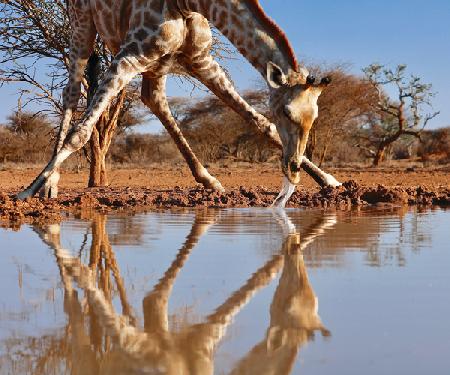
19, 0, 341, 200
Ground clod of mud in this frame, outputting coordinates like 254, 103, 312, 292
0, 192, 62, 230
1, 181, 449, 227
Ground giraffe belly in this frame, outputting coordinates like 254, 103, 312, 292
90, 0, 133, 54
88, 0, 205, 77
90, 0, 188, 57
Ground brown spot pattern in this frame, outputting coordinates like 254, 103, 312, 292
244, 0, 299, 71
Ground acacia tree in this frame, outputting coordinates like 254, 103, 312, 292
306, 66, 378, 166
0, 0, 234, 186
0, 110, 54, 163
0, 0, 143, 187
172, 90, 276, 163
361, 64, 439, 166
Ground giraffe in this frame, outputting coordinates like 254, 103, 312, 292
18, 0, 341, 200
32, 209, 336, 374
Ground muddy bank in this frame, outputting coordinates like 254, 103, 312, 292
0, 192, 63, 229
1, 181, 449, 227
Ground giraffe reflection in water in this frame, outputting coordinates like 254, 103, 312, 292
33, 209, 336, 374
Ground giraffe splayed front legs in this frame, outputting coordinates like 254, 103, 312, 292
18, 0, 341, 201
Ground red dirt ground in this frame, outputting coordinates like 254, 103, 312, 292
1, 163, 449, 226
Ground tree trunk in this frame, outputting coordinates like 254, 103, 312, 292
372, 131, 402, 166
318, 128, 333, 167
87, 91, 125, 187
373, 144, 387, 166
86, 52, 126, 188
318, 143, 329, 167
88, 133, 108, 187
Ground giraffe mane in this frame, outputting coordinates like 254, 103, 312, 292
244, 0, 300, 72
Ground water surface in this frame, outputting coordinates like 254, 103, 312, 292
0, 207, 449, 374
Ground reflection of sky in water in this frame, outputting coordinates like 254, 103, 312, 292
0, 208, 449, 374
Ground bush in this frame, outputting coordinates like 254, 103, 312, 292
109, 133, 181, 164
0, 112, 54, 163
418, 127, 450, 161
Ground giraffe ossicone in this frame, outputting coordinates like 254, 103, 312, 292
17, 0, 341, 203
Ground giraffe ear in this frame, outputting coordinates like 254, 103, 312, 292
267, 62, 287, 89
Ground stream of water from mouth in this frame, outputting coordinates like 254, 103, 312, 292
272, 176, 296, 207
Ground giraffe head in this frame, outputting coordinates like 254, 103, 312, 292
267, 63, 331, 184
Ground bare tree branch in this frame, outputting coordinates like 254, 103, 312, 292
361, 63, 439, 165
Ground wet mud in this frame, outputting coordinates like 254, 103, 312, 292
1, 181, 449, 227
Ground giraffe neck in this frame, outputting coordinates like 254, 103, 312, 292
178, 0, 299, 79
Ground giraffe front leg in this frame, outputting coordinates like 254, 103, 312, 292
40, 170, 61, 199
39, 5, 96, 199
141, 75, 224, 192
40, 105, 75, 199
301, 157, 341, 188
41, 67, 85, 199
18, 56, 144, 200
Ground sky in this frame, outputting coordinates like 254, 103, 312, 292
1, 0, 449, 130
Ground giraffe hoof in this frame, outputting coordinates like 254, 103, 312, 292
203, 178, 225, 192
209, 180, 225, 193
323, 174, 341, 188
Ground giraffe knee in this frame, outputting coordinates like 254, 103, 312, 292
65, 126, 92, 151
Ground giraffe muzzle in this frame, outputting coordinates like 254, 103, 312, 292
281, 156, 302, 185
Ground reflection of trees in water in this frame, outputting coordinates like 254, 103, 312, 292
106, 215, 146, 247
0, 211, 136, 375
364, 208, 432, 267
283, 208, 432, 268
74, 210, 147, 247
207, 207, 432, 268
1, 334, 68, 375
0, 209, 338, 374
